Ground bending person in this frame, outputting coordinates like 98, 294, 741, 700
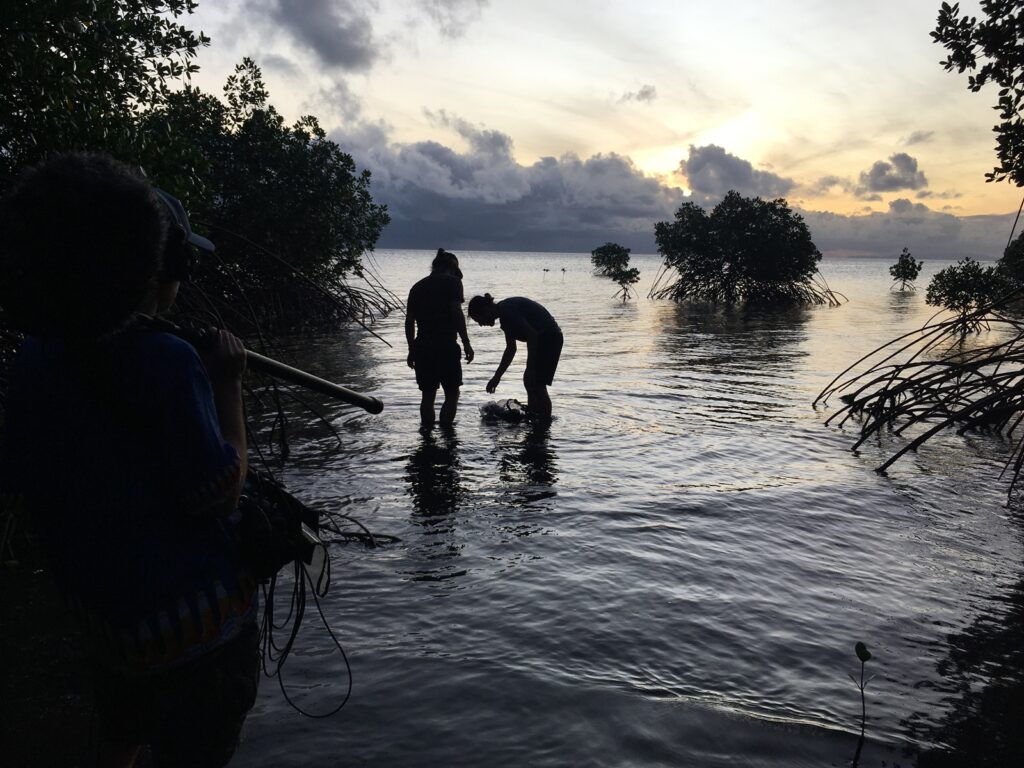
406, 249, 474, 428
468, 293, 563, 419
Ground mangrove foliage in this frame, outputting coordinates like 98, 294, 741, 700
0, 3, 394, 337
650, 191, 841, 306
590, 242, 640, 301
890, 247, 923, 292
820, 2, 1024, 491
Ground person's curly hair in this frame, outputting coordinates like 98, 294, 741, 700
0, 152, 167, 341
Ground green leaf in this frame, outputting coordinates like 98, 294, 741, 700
855, 642, 872, 663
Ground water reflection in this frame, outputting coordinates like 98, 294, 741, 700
657, 303, 810, 367
654, 303, 811, 423
888, 289, 917, 318
497, 422, 558, 509
402, 429, 468, 580
902, 574, 1024, 766
245, 328, 382, 463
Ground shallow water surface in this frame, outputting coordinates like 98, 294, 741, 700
234, 252, 1024, 767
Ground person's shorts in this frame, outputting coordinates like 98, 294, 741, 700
93, 621, 260, 767
526, 330, 563, 386
414, 337, 462, 392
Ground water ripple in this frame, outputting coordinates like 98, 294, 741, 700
237, 253, 1024, 767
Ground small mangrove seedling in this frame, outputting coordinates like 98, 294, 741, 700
849, 641, 875, 767
889, 247, 923, 292
590, 242, 640, 301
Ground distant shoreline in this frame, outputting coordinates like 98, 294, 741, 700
369, 247, 999, 262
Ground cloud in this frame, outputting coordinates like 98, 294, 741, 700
916, 189, 963, 200
682, 144, 795, 199
802, 201, 1011, 260
326, 120, 1009, 258
424, 109, 516, 159
808, 175, 852, 195
619, 85, 658, 104
224, 1, 488, 77
259, 53, 301, 77
306, 81, 362, 122
856, 152, 928, 194
332, 117, 685, 251
903, 130, 935, 146
269, 0, 379, 71
420, 0, 489, 38
888, 198, 929, 215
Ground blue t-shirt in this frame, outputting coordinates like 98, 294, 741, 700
2, 330, 254, 673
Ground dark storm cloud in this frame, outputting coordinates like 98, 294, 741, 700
682, 144, 795, 199
332, 119, 684, 251
270, 0, 378, 70
903, 130, 935, 146
424, 109, 515, 158
619, 85, 658, 104
420, 0, 489, 38
328, 120, 1009, 257
888, 198, 929, 215
802, 199, 1011, 259
857, 152, 928, 194
239, 1, 488, 73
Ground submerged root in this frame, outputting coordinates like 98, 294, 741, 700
649, 270, 845, 307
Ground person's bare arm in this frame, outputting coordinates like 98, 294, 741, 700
488, 331, 517, 393
202, 329, 248, 504
452, 300, 474, 362
405, 311, 416, 369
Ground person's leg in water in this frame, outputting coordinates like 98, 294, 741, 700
525, 379, 552, 419
523, 362, 551, 419
524, 332, 560, 420
439, 381, 460, 427
420, 387, 437, 428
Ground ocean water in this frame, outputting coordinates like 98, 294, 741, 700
234, 251, 1024, 767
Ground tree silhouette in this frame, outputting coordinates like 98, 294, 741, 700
590, 242, 640, 301
926, 257, 1008, 331
651, 191, 839, 305
889, 247, 923, 291
0, 1, 208, 187
932, 1, 1024, 185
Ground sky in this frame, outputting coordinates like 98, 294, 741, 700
184, 0, 1022, 257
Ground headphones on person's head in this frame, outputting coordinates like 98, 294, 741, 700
155, 189, 214, 282
161, 224, 196, 281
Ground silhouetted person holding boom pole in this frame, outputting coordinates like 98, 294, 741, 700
0, 153, 258, 767
405, 249, 474, 428
468, 293, 563, 419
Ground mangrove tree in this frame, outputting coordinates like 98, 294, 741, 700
650, 191, 840, 305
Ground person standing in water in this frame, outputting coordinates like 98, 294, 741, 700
467, 293, 563, 419
406, 249, 474, 428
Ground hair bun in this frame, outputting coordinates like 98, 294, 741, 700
484, 292, 493, 301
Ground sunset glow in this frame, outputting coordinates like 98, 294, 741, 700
185, 0, 1022, 255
